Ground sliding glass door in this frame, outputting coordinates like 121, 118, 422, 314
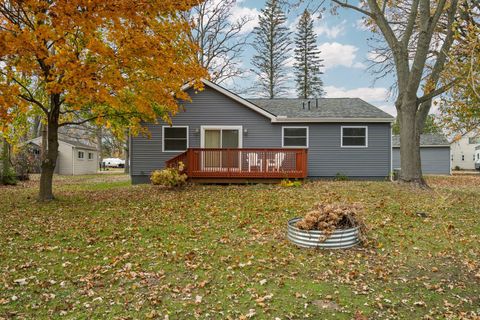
202, 127, 241, 169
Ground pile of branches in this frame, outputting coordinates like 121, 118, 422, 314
296, 202, 367, 240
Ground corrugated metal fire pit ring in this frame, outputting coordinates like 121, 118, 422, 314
287, 217, 360, 249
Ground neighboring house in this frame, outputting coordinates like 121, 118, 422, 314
27, 136, 98, 175
475, 146, 480, 170
392, 134, 451, 175
450, 131, 480, 170
130, 79, 394, 183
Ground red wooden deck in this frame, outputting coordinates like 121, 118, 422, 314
166, 148, 308, 180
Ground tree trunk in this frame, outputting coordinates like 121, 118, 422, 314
97, 127, 103, 171
41, 124, 47, 161
398, 98, 428, 187
39, 96, 60, 201
1, 137, 10, 178
124, 131, 130, 174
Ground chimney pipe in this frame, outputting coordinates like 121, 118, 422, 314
308, 101, 311, 110
302, 102, 305, 109
316, 98, 318, 108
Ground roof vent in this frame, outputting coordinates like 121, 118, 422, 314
302, 101, 305, 110
308, 101, 311, 110
316, 98, 318, 109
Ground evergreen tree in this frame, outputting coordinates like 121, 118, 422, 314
251, 0, 291, 98
294, 10, 324, 99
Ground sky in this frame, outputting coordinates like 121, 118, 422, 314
220, 0, 399, 117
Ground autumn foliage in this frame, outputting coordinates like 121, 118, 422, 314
0, 0, 207, 200
150, 162, 187, 187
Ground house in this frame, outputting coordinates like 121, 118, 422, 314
27, 136, 98, 175
129, 79, 394, 183
392, 134, 451, 175
450, 130, 480, 170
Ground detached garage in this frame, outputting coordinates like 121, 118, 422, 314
393, 134, 451, 175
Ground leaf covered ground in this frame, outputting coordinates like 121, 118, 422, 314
0, 174, 479, 319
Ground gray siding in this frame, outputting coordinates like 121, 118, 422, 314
392, 147, 450, 175
131, 87, 391, 182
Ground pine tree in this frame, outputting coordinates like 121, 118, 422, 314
251, 0, 291, 98
294, 10, 324, 99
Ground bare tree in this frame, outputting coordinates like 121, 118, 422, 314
185, 0, 253, 84
333, 0, 464, 186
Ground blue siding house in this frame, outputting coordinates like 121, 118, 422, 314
392, 134, 451, 175
130, 79, 394, 183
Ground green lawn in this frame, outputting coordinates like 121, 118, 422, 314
0, 174, 479, 319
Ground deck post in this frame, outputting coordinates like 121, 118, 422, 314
186, 149, 193, 177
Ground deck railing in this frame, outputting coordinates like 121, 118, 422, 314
166, 148, 308, 179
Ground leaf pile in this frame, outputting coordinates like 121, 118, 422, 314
296, 202, 366, 240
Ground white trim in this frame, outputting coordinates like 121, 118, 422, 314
341, 126, 368, 148
182, 79, 277, 121
200, 125, 243, 148
87, 152, 94, 161
272, 117, 394, 123
77, 150, 85, 160
390, 123, 393, 177
162, 126, 189, 153
281, 126, 309, 148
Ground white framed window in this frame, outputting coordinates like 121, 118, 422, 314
88, 152, 94, 160
282, 127, 308, 148
162, 126, 188, 152
78, 151, 85, 159
341, 126, 368, 148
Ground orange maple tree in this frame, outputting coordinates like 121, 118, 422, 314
0, 0, 206, 200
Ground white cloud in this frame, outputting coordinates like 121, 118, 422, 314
325, 85, 395, 116
377, 104, 397, 117
314, 20, 346, 39
229, 4, 260, 34
324, 85, 389, 102
318, 42, 365, 69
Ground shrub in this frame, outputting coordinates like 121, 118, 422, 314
1, 166, 17, 186
296, 202, 366, 241
334, 172, 348, 181
150, 162, 187, 187
280, 179, 302, 187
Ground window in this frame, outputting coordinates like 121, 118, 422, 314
78, 151, 84, 159
162, 126, 188, 152
462, 155, 465, 161
88, 152, 94, 160
282, 127, 308, 148
341, 126, 368, 147
468, 137, 480, 144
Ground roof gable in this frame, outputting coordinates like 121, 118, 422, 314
182, 79, 394, 123
182, 79, 277, 121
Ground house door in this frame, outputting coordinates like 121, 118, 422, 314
202, 127, 242, 169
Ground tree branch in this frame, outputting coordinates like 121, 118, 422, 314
331, 0, 373, 17
417, 78, 459, 104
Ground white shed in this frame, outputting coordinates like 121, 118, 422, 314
28, 137, 98, 175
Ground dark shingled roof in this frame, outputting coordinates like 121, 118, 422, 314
392, 134, 450, 147
247, 98, 394, 119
